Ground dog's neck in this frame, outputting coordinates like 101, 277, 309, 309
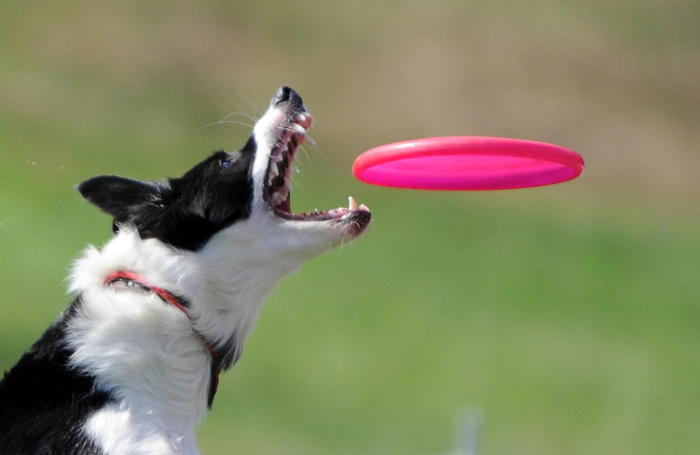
69, 225, 299, 361
103, 270, 223, 405
66, 227, 300, 454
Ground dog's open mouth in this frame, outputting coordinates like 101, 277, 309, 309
263, 108, 371, 228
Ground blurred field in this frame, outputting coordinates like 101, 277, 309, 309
1, 1, 699, 454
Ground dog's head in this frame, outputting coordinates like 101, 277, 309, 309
78, 87, 371, 262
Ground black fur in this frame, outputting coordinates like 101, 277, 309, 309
0, 297, 113, 455
78, 137, 257, 251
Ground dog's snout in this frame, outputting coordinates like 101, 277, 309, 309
271, 86, 305, 111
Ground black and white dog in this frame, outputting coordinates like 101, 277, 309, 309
0, 87, 371, 455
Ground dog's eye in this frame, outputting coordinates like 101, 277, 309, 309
219, 152, 242, 171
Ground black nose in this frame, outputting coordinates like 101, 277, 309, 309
271, 86, 305, 110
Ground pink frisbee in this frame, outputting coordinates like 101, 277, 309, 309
352, 137, 584, 190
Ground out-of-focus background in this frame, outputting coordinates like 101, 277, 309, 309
1, 1, 699, 454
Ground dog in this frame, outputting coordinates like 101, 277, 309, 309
0, 86, 371, 455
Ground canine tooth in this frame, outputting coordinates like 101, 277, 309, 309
291, 124, 306, 135
270, 165, 279, 177
359, 203, 370, 211
348, 196, 358, 210
294, 112, 313, 129
284, 180, 293, 193
304, 135, 317, 146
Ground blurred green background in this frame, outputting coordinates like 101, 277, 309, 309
1, 1, 699, 454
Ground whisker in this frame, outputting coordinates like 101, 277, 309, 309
243, 97, 265, 120
297, 145, 313, 167
335, 237, 346, 257
230, 108, 259, 124
197, 118, 255, 132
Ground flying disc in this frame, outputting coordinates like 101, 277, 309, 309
352, 137, 584, 190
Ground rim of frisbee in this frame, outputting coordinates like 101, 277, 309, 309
352, 136, 585, 190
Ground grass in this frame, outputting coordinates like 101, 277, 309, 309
1, 1, 699, 454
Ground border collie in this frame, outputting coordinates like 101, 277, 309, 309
0, 87, 371, 455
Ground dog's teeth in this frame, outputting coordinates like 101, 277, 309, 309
304, 135, 317, 147
284, 180, 293, 194
348, 196, 358, 210
273, 154, 283, 163
359, 203, 370, 212
294, 112, 313, 129
271, 191, 287, 205
270, 165, 279, 177
291, 124, 306, 135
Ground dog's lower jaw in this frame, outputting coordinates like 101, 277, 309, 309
192, 211, 370, 356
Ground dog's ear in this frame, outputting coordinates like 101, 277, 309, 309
77, 175, 215, 249
77, 175, 168, 222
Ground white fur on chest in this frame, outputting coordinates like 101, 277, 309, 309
85, 403, 200, 455
67, 286, 211, 454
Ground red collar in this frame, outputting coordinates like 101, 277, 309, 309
104, 270, 222, 403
